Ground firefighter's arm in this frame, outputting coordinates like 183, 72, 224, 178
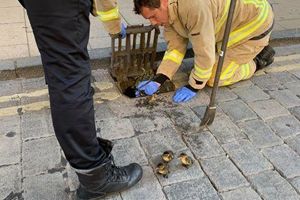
156, 26, 189, 80
91, 0, 122, 35
182, 0, 216, 90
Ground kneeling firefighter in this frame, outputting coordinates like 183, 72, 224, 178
134, 0, 275, 103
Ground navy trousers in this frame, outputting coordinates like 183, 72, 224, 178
21, 0, 107, 169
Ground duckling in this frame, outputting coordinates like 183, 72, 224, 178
156, 162, 169, 178
179, 153, 193, 168
161, 150, 174, 163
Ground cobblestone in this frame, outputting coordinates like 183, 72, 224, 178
222, 140, 273, 175
291, 177, 300, 194
231, 85, 270, 102
164, 177, 220, 200
205, 87, 238, 102
290, 106, 300, 120
248, 100, 290, 120
201, 156, 249, 192
94, 103, 116, 120
251, 74, 285, 91
208, 112, 247, 144
219, 99, 257, 122
0, 165, 21, 200
266, 115, 300, 139
238, 120, 283, 149
22, 136, 62, 177
262, 145, 300, 178
270, 71, 299, 84
138, 127, 187, 158
23, 172, 68, 200
268, 89, 300, 108
286, 135, 300, 155
249, 170, 300, 200
184, 131, 225, 159
220, 187, 262, 200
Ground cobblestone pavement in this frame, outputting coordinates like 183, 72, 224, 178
1, 50, 300, 200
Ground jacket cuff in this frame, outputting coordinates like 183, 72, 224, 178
185, 84, 199, 93
153, 73, 170, 85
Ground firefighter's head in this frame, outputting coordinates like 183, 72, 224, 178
134, 0, 169, 26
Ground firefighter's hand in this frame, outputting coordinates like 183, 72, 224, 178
120, 23, 126, 39
135, 81, 161, 97
173, 86, 197, 103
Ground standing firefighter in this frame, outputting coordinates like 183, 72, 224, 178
134, 0, 275, 102
18, 0, 142, 199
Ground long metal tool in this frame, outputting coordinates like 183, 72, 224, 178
200, 0, 237, 127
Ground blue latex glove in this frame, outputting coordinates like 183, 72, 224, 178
120, 23, 126, 39
173, 86, 197, 103
135, 80, 160, 97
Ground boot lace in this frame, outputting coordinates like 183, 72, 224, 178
106, 163, 128, 182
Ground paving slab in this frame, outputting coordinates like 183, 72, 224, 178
150, 150, 204, 186
290, 106, 300, 121
251, 74, 285, 91
201, 156, 249, 192
219, 99, 257, 122
262, 144, 300, 178
220, 187, 262, 200
121, 166, 167, 200
291, 177, 300, 194
231, 85, 270, 102
222, 140, 273, 176
238, 119, 283, 149
138, 127, 187, 158
268, 89, 300, 108
96, 118, 135, 140
184, 131, 225, 159
23, 172, 68, 200
286, 135, 300, 156
208, 112, 247, 144
248, 99, 290, 120
249, 170, 300, 200
164, 177, 220, 200
0, 165, 21, 200
205, 87, 238, 103
266, 115, 300, 139
270, 71, 299, 84
22, 136, 62, 177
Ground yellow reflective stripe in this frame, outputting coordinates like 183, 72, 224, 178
194, 64, 213, 79
163, 50, 184, 64
215, 0, 230, 34
97, 7, 119, 22
220, 62, 239, 80
242, 63, 251, 79
228, 0, 269, 47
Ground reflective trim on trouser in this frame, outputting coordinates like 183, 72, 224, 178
24, 0, 107, 169
97, 6, 119, 22
207, 60, 256, 87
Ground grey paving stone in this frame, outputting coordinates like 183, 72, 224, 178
191, 105, 207, 119
96, 118, 135, 140
270, 71, 299, 84
208, 112, 247, 144
231, 85, 270, 102
121, 166, 167, 200
228, 79, 254, 89
249, 170, 300, 200
151, 150, 204, 186
138, 127, 187, 158
248, 100, 290, 120
284, 82, 300, 96
22, 136, 62, 177
251, 74, 284, 91
21, 77, 47, 92
0, 79, 22, 96
262, 144, 300, 178
184, 131, 225, 159
238, 119, 283, 148
219, 99, 257, 122
129, 113, 174, 134
220, 187, 262, 200
0, 165, 21, 200
222, 140, 273, 175
0, 115, 21, 166
112, 137, 148, 166
65, 164, 79, 192
23, 172, 68, 200
201, 156, 249, 192
291, 177, 300, 194
164, 177, 220, 200
167, 107, 201, 133
290, 106, 300, 121
205, 87, 238, 102
268, 89, 300, 108
184, 90, 211, 108
94, 103, 116, 120
267, 115, 300, 139
21, 110, 54, 141
291, 69, 300, 79
286, 135, 300, 156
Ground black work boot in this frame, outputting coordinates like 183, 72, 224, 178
75, 138, 143, 200
254, 45, 276, 71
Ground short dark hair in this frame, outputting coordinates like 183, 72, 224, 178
133, 0, 161, 14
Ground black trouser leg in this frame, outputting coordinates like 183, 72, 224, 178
23, 0, 106, 169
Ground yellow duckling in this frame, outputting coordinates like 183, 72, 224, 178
156, 162, 169, 178
179, 153, 193, 168
161, 150, 174, 163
